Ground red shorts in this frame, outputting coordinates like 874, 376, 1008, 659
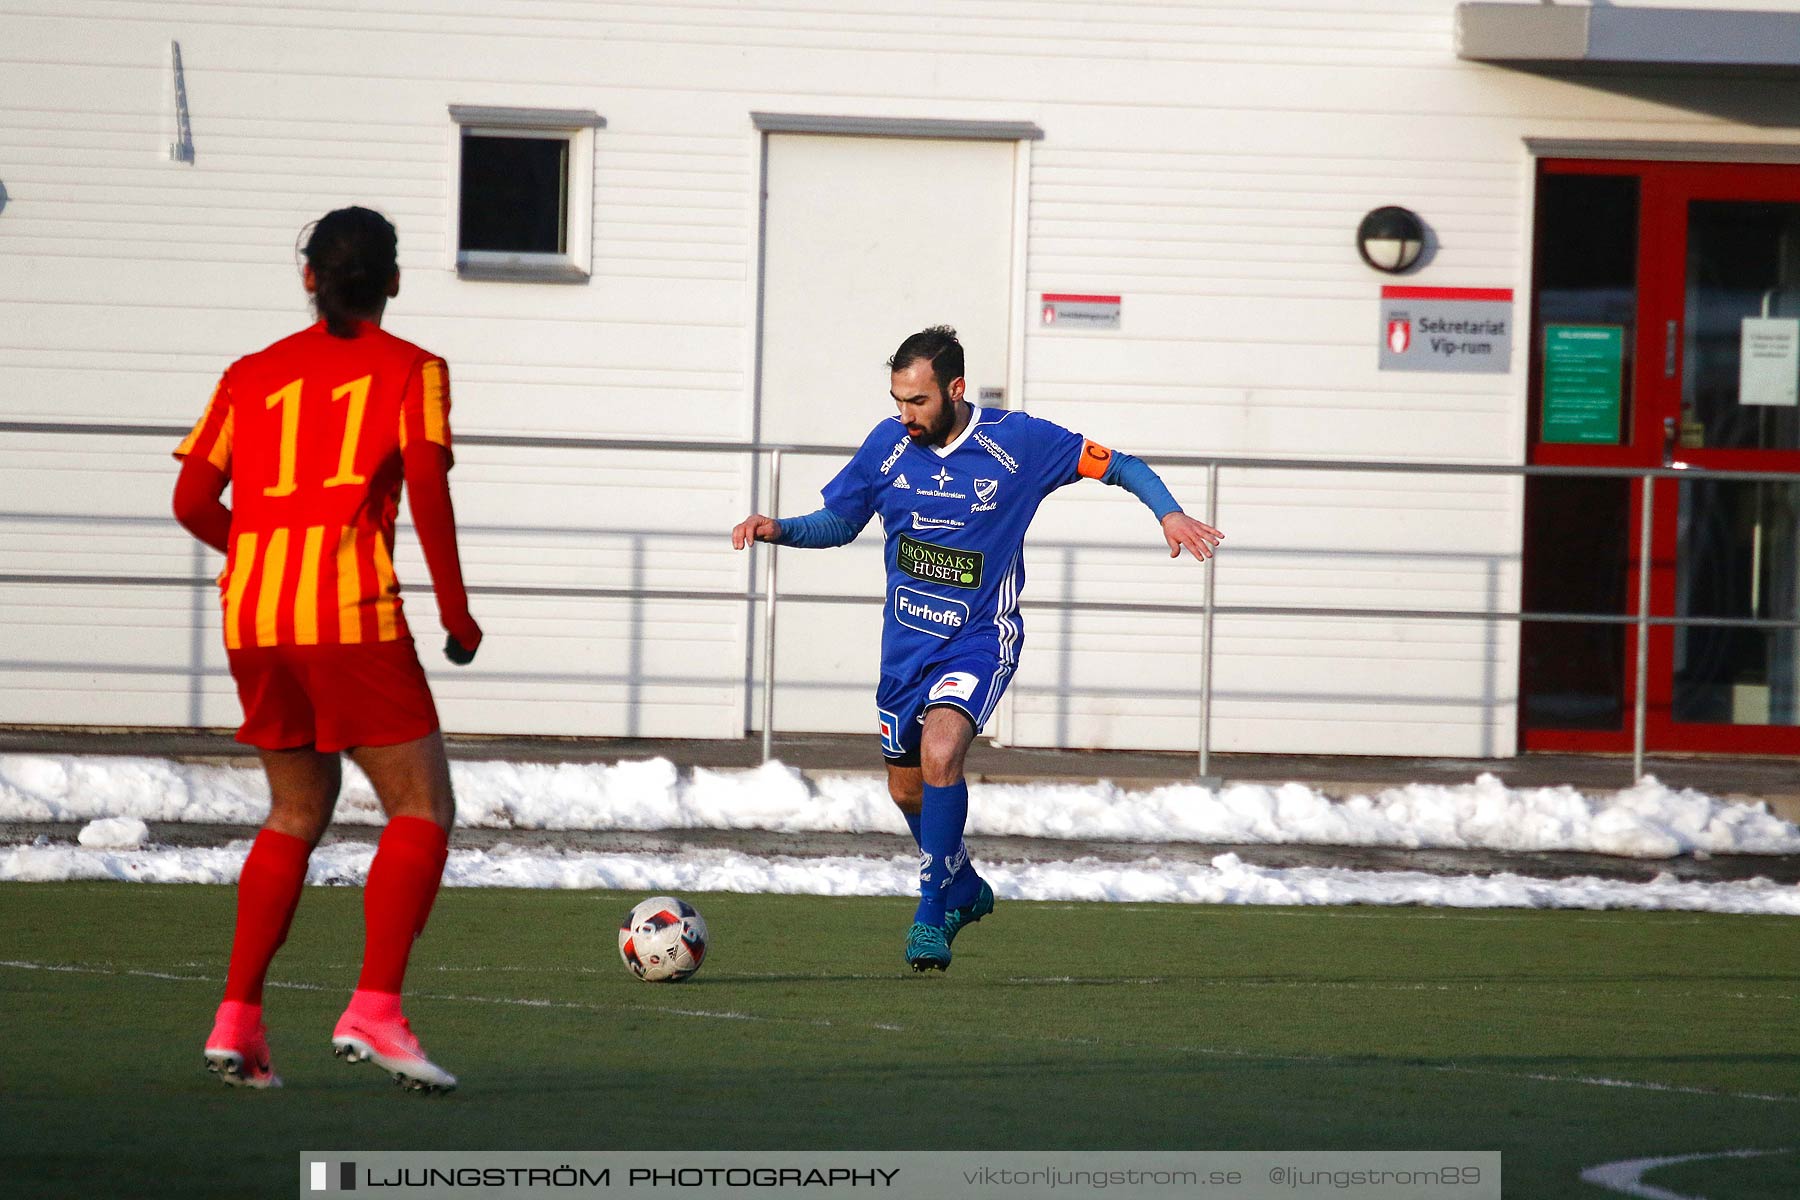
227, 639, 440, 753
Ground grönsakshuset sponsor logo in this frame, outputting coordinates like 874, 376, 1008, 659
895, 533, 983, 590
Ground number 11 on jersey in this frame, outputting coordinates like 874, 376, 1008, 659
262, 374, 372, 497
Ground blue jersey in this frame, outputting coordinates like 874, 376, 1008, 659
820, 407, 1092, 680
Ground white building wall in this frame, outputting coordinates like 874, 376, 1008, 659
2, 0, 1797, 754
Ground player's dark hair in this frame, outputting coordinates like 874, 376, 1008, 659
300, 207, 397, 338
887, 325, 964, 397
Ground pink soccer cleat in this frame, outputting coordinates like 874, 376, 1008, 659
203, 1000, 282, 1089
331, 992, 457, 1093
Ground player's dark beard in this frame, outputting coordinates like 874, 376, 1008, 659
910, 397, 957, 446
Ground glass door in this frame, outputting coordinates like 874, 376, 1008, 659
1657, 168, 1800, 751
1523, 159, 1800, 754
1521, 162, 1648, 751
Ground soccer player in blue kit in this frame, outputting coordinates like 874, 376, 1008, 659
732, 327, 1222, 971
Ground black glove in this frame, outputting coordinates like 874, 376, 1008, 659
445, 633, 478, 665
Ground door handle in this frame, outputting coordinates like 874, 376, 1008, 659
1662, 416, 1676, 467
1664, 319, 1678, 379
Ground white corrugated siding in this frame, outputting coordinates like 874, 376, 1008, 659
2, 0, 1797, 753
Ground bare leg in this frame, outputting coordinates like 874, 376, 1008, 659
887, 763, 923, 819
257, 745, 342, 845
919, 706, 976, 786
346, 730, 455, 831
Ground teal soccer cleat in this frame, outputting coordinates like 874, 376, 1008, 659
905, 921, 951, 972
943, 878, 995, 945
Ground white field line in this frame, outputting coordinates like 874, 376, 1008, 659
1580, 1148, 1795, 1199
265, 962, 1800, 1005
4, 958, 1795, 1106
11, 955, 1793, 1006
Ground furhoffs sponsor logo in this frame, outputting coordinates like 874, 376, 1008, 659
896, 534, 982, 590
894, 586, 969, 637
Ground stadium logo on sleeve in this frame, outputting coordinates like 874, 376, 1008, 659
895, 586, 969, 637
896, 534, 983, 589
879, 436, 909, 475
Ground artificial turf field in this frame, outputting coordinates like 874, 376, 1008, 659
1, 882, 1795, 1199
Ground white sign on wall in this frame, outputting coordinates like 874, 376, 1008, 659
1739, 317, 1800, 407
1378, 286, 1513, 373
1041, 293, 1121, 329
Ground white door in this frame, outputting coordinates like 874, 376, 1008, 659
752, 132, 1019, 735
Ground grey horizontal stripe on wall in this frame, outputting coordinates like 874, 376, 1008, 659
448, 104, 605, 129
1527, 138, 1800, 165
0, 422, 851, 455
0, 421, 189, 437
455, 260, 591, 285
750, 112, 1043, 141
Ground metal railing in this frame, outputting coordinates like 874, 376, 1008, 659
750, 448, 1800, 783
5, 419, 1799, 782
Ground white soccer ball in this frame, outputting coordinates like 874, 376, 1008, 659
618, 895, 709, 982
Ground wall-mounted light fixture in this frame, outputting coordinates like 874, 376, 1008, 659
1356, 206, 1424, 274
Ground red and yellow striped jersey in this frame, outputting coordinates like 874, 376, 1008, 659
175, 320, 453, 650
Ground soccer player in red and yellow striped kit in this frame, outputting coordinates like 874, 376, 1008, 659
174, 207, 479, 1092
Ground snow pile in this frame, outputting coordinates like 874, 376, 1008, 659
3, 752, 1798, 859
75, 817, 150, 849
3, 840, 1796, 916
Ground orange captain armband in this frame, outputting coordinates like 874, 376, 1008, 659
1077, 439, 1114, 480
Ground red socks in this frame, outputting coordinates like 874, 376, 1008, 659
218, 818, 447, 1014
355, 816, 450, 994
222, 829, 312, 1004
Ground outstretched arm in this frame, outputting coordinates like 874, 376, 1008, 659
1100, 451, 1223, 562
732, 506, 861, 550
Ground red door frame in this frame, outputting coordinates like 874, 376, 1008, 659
1525, 158, 1800, 754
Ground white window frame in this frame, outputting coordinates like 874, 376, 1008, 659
448, 105, 603, 284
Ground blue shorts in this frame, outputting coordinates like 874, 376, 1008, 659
875, 647, 1013, 766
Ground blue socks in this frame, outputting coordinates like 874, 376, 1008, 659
914, 779, 978, 925
902, 810, 923, 846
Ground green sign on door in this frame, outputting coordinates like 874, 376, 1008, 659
1542, 324, 1624, 445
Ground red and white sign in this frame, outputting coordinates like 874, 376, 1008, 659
1041, 293, 1121, 329
1378, 285, 1514, 374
